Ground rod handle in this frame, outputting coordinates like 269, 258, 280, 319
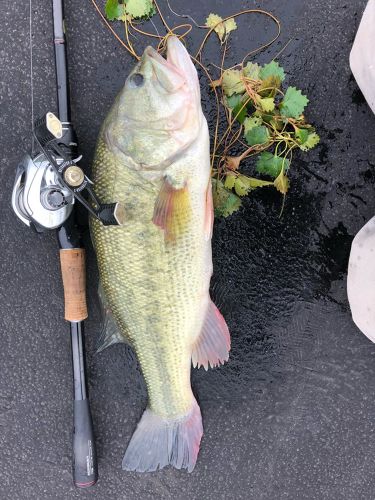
73, 399, 98, 488
59, 249, 88, 322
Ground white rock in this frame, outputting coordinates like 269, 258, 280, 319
350, 0, 375, 114
347, 1, 375, 342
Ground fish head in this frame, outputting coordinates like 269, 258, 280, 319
104, 36, 203, 169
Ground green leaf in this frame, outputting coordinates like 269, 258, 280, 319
232, 105, 247, 124
243, 62, 261, 80
226, 94, 248, 123
247, 177, 274, 189
274, 170, 290, 194
118, 13, 131, 21
234, 176, 250, 196
295, 128, 309, 144
245, 125, 269, 146
234, 175, 273, 196
259, 61, 285, 82
226, 94, 241, 108
125, 0, 154, 19
256, 152, 290, 178
261, 112, 275, 124
224, 175, 236, 190
105, 0, 123, 20
299, 132, 320, 151
280, 86, 309, 119
146, 3, 157, 18
259, 97, 275, 112
223, 18, 237, 36
258, 75, 281, 97
222, 69, 245, 96
243, 116, 262, 135
206, 14, 237, 42
212, 179, 242, 217
206, 13, 225, 40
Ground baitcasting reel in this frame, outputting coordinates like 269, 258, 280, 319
13, 152, 74, 231
12, 112, 124, 232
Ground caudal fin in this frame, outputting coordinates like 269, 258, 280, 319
122, 400, 203, 473
192, 299, 230, 370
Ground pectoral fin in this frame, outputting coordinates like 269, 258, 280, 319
97, 309, 126, 353
152, 178, 191, 242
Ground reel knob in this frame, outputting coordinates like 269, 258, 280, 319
64, 165, 85, 188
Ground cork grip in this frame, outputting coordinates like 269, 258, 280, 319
59, 249, 88, 322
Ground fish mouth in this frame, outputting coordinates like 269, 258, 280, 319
144, 41, 186, 92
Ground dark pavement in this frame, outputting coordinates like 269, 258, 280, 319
1, 0, 375, 499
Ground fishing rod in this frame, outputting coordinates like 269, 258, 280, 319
11, 0, 124, 488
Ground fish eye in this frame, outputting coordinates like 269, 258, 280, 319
128, 73, 144, 88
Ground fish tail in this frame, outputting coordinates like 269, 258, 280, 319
122, 399, 203, 473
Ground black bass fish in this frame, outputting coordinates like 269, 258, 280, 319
91, 36, 230, 472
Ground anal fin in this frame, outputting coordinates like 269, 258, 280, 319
192, 299, 230, 370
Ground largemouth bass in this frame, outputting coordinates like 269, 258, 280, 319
91, 36, 230, 473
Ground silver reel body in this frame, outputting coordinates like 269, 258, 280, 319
12, 153, 74, 231
12, 112, 123, 231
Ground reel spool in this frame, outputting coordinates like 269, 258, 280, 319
12, 154, 74, 232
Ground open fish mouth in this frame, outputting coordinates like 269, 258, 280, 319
143, 41, 187, 92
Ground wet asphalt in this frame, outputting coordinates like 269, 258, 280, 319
1, 0, 375, 499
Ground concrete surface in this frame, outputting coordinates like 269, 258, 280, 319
1, 0, 375, 499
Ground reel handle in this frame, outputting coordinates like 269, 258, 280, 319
59, 249, 88, 322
